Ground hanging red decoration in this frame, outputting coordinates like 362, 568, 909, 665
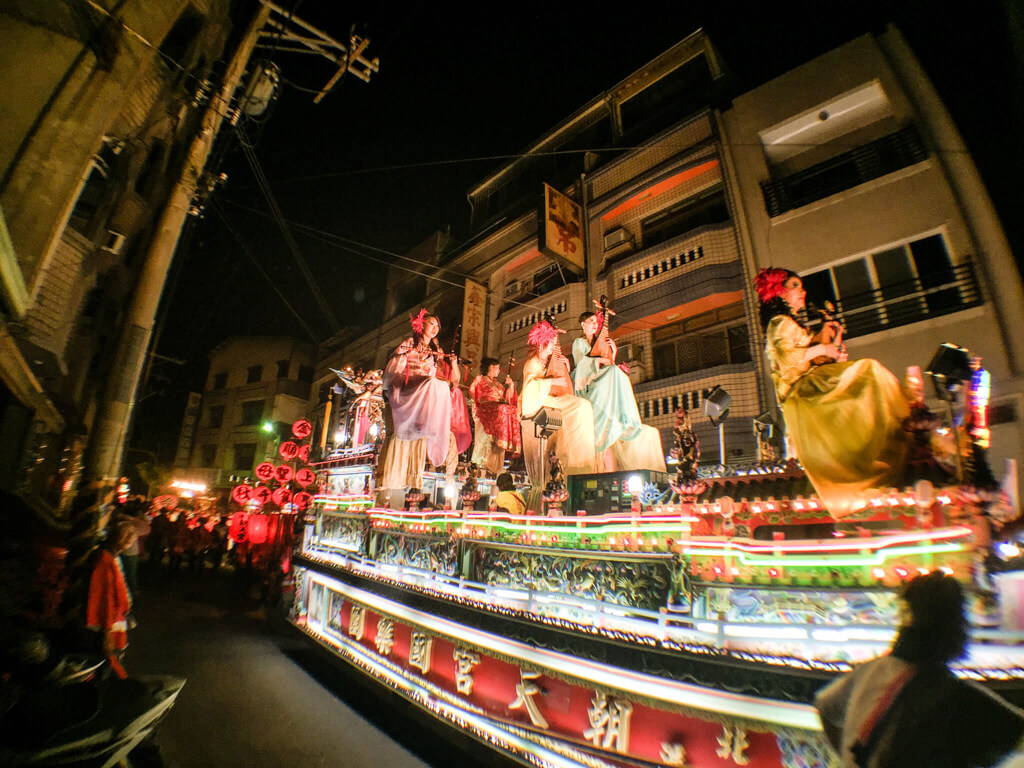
295, 467, 315, 487
278, 441, 299, 460
272, 487, 293, 506
298, 444, 310, 463
274, 464, 294, 483
248, 514, 269, 544
255, 462, 275, 483
293, 491, 312, 511
291, 419, 313, 439
229, 512, 249, 543
231, 484, 253, 505
252, 485, 272, 506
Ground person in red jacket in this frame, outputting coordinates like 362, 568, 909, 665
86, 519, 137, 657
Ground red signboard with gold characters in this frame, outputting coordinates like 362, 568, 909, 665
299, 574, 818, 768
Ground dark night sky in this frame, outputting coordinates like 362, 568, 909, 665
132, 0, 1023, 463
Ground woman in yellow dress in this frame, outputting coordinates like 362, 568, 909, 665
756, 267, 910, 517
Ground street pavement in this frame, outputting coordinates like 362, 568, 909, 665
127, 566, 442, 768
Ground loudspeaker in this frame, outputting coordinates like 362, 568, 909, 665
703, 386, 731, 426
926, 344, 972, 401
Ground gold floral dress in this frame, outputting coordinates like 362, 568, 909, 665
766, 315, 910, 517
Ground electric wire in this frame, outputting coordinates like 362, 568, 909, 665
236, 123, 339, 330
212, 201, 321, 342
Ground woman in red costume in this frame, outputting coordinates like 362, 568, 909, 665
469, 358, 521, 475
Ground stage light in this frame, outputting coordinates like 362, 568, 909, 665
926, 343, 972, 402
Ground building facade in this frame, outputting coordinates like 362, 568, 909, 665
185, 336, 314, 491
720, 26, 1024, 491
0, 1, 235, 511
313, 26, 1023, 497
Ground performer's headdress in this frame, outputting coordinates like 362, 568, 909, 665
410, 308, 428, 334
754, 267, 797, 304
527, 320, 563, 347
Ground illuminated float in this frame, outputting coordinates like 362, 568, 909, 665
287, 350, 1023, 768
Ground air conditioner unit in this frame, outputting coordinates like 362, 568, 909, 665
603, 227, 634, 252
618, 343, 635, 362
101, 230, 126, 256
504, 279, 528, 299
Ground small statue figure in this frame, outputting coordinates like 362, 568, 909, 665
542, 451, 569, 514
670, 408, 706, 501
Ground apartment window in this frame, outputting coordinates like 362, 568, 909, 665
232, 443, 256, 471
801, 234, 976, 338
619, 53, 714, 143
246, 365, 263, 384
68, 147, 116, 234
651, 304, 752, 379
212, 372, 227, 390
276, 359, 290, 379
200, 444, 217, 467
206, 404, 224, 429
240, 399, 264, 426
298, 364, 314, 383
641, 187, 729, 250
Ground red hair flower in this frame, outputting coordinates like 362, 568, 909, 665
409, 308, 428, 334
527, 320, 563, 348
754, 268, 793, 304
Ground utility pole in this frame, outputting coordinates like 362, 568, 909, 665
84, 5, 271, 484
84, 2, 379, 485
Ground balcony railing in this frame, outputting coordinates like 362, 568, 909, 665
825, 260, 982, 339
760, 125, 929, 217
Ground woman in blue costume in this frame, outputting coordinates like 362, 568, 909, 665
572, 310, 665, 472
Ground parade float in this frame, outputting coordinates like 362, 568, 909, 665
282, 349, 1024, 768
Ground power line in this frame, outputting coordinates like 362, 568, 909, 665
236, 123, 339, 330
212, 201, 321, 342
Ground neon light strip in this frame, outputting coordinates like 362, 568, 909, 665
306, 572, 822, 730
690, 542, 962, 567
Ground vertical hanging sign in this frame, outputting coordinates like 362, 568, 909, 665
460, 279, 487, 365
539, 183, 584, 273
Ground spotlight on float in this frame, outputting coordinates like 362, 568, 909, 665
530, 406, 562, 439
926, 343, 972, 403
703, 386, 731, 467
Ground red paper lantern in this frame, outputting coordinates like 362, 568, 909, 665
154, 494, 178, 510
298, 444, 310, 463
255, 462, 275, 483
295, 467, 315, 487
229, 512, 249, 543
274, 464, 294, 483
231, 484, 253, 505
291, 419, 312, 439
293, 491, 312, 511
278, 441, 298, 460
252, 486, 272, 506
272, 487, 293, 506
248, 514, 269, 544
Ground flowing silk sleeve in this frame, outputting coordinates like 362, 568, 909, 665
520, 357, 553, 418
767, 316, 813, 400
383, 338, 415, 392
571, 336, 602, 392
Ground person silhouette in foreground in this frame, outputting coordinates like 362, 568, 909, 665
815, 572, 1024, 767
